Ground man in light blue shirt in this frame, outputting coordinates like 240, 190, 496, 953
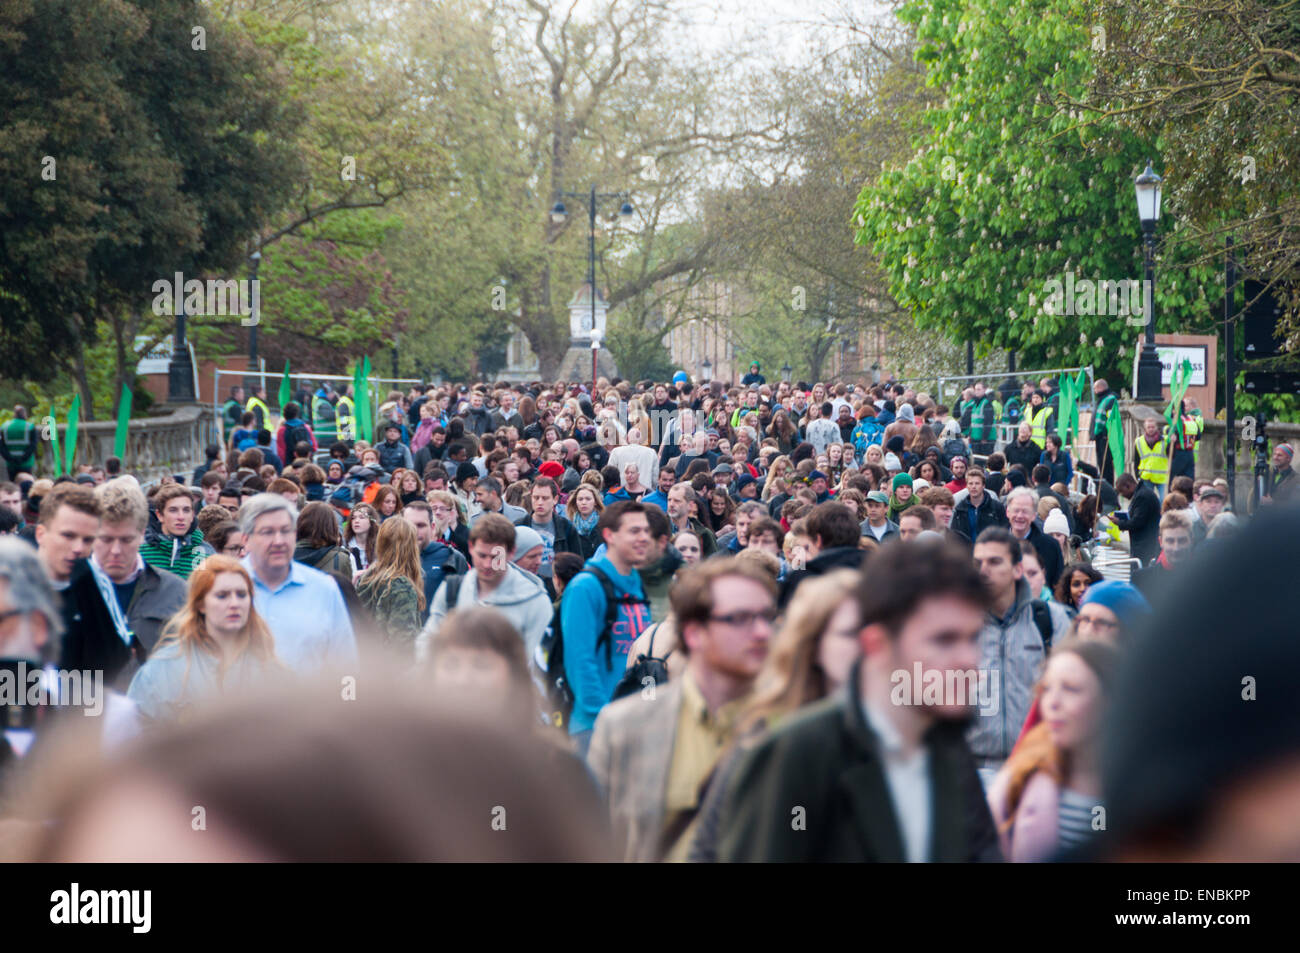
240, 494, 357, 672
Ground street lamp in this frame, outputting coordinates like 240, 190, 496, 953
701, 356, 712, 382
590, 329, 602, 388
167, 294, 196, 403
1133, 159, 1164, 400
781, 363, 792, 383
246, 250, 262, 392
551, 184, 634, 351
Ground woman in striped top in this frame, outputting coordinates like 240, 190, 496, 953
987, 638, 1120, 862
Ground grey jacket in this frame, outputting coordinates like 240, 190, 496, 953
967, 579, 1070, 764
860, 518, 900, 543
415, 563, 553, 666
470, 502, 527, 525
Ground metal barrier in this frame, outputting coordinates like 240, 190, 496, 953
212, 368, 424, 444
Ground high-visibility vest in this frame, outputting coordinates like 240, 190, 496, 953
246, 396, 272, 431
313, 394, 337, 442
1092, 393, 1118, 437
1029, 406, 1053, 449
969, 398, 994, 441
1136, 435, 1169, 485
336, 395, 355, 440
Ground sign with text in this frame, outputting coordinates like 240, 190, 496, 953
1156, 345, 1207, 387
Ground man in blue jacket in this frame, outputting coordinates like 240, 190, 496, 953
560, 500, 653, 757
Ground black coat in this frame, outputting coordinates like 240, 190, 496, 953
60, 559, 188, 690
1112, 482, 1161, 566
1019, 522, 1066, 590
513, 511, 584, 558
718, 659, 1002, 862
951, 492, 1009, 544
780, 545, 866, 607
1003, 439, 1041, 477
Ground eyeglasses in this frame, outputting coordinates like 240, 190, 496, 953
1077, 613, 1119, 632
709, 608, 778, 628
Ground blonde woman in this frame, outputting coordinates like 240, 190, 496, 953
626, 397, 652, 446
427, 489, 470, 558
863, 444, 885, 468
356, 516, 425, 653
127, 556, 283, 722
762, 456, 793, 501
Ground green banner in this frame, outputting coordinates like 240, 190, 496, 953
1163, 358, 1193, 443
278, 360, 292, 411
64, 394, 81, 474
114, 383, 132, 460
1107, 401, 1126, 476
359, 355, 373, 442
1058, 373, 1076, 444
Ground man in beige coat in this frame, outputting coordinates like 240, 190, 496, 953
586, 559, 777, 862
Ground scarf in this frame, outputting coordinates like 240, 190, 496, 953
572, 510, 600, 535
411, 418, 436, 453
89, 553, 142, 647
888, 492, 917, 523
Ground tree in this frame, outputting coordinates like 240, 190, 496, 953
851, 0, 1222, 388
0, 0, 303, 409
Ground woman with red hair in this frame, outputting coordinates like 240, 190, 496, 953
127, 556, 284, 723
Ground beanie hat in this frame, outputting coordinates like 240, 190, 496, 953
1080, 580, 1151, 632
672, 371, 689, 385
912, 478, 931, 492
537, 461, 565, 480
561, 469, 581, 493
807, 469, 828, 483
1043, 509, 1070, 536
455, 462, 479, 485
1276, 443, 1294, 461
886, 435, 905, 454
892, 473, 913, 490
736, 473, 757, 492
512, 525, 544, 561
884, 453, 902, 472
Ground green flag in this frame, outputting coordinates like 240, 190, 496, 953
1058, 373, 1076, 444
64, 394, 81, 475
48, 410, 62, 478
114, 383, 132, 459
278, 360, 292, 411
359, 355, 373, 442
1163, 358, 1193, 443
1107, 401, 1126, 476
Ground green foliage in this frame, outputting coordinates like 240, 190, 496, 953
852, 0, 1221, 386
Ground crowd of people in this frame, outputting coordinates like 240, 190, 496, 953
0, 367, 1296, 863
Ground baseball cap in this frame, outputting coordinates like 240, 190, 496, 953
867, 490, 889, 504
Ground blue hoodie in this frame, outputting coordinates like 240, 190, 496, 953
561, 551, 650, 735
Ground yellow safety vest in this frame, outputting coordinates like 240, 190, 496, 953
336, 395, 355, 440
1136, 435, 1169, 485
246, 396, 272, 431
1029, 406, 1053, 449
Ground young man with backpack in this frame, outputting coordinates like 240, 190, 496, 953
275, 402, 317, 466
558, 501, 653, 757
970, 527, 1070, 781
415, 513, 551, 667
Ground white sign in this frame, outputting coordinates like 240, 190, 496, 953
1156, 345, 1207, 387
135, 336, 173, 375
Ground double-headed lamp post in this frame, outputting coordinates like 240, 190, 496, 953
551, 184, 634, 388
1134, 160, 1164, 400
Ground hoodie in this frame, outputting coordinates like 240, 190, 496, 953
415, 563, 552, 667
560, 552, 651, 735
139, 526, 211, 580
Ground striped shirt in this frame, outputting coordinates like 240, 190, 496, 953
1058, 788, 1102, 850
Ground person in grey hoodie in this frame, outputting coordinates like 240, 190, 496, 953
414, 513, 553, 667
969, 527, 1070, 777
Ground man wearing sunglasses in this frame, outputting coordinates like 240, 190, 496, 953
587, 558, 776, 862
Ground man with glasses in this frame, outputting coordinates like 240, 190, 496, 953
240, 493, 356, 672
1075, 580, 1150, 645
588, 558, 776, 862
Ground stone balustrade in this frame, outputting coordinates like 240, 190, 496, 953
29, 404, 216, 485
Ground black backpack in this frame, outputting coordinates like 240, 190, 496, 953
1030, 599, 1054, 651
284, 421, 311, 454
539, 565, 650, 729
612, 621, 672, 702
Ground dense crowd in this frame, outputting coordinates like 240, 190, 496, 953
0, 364, 1297, 862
